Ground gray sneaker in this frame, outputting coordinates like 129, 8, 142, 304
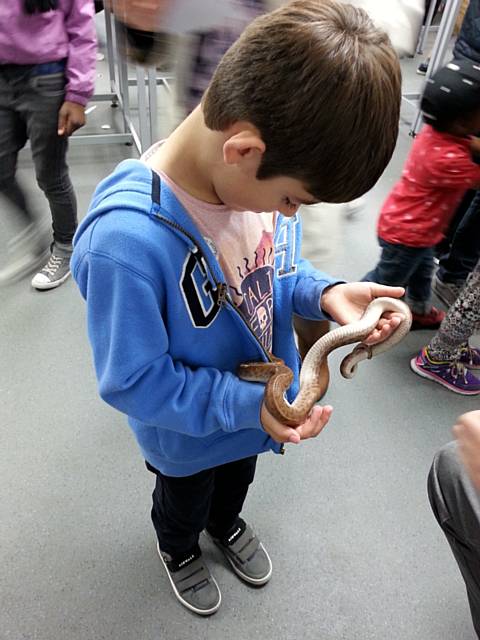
157, 543, 221, 616
31, 246, 72, 290
432, 275, 463, 308
209, 519, 272, 586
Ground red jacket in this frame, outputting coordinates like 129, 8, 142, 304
378, 125, 480, 247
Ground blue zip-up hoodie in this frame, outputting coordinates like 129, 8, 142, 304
72, 160, 339, 476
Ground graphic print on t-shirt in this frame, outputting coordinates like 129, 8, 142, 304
141, 165, 276, 350
227, 230, 274, 351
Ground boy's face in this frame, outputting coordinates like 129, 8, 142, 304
212, 126, 319, 216
215, 172, 319, 217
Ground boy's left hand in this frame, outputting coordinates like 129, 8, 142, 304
320, 282, 405, 345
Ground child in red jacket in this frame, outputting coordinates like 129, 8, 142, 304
363, 58, 480, 329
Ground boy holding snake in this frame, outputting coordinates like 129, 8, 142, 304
72, 0, 406, 616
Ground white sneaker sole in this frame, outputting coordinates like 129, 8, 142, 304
209, 534, 272, 586
224, 541, 272, 585
410, 357, 480, 395
31, 269, 71, 290
156, 543, 221, 616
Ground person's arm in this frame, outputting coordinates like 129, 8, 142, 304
74, 250, 265, 436
292, 257, 344, 320
320, 282, 406, 345
292, 257, 406, 344
266, 279, 407, 442
58, 0, 97, 136
453, 410, 480, 490
426, 145, 480, 190
261, 402, 332, 445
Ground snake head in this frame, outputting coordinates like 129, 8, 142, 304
340, 343, 373, 379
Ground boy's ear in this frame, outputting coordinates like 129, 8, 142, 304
223, 131, 266, 170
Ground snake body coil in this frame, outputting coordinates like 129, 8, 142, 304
238, 297, 412, 426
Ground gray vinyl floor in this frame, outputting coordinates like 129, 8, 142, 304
1, 46, 479, 640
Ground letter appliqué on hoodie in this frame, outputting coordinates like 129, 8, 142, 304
275, 216, 298, 277
180, 251, 221, 328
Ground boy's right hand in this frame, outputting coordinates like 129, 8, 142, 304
261, 402, 333, 444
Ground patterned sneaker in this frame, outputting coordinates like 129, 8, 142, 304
432, 275, 463, 308
157, 543, 221, 616
459, 346, 480, 372
410, 348, 480, 395
410, 306, 445, 330
208, 518, 272, 586
31, 249, 71, 290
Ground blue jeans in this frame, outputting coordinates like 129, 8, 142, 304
437, 190, 480, 284
363, 239, 434, 314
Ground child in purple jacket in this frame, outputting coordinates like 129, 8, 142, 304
0, 0, 96, 289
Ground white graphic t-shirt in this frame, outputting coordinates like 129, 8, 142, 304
142, 148, 275, 350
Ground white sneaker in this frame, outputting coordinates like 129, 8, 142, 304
31, 250, 71, 290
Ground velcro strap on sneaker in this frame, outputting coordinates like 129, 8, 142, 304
175, 559, 212, 593
225, 524, 259, 565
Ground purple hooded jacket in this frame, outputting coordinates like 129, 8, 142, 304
0, 0, 97, 105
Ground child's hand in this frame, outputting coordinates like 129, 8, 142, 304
58, 101, 86, 137
320, 282, 405, 345
261, 402, 333, 444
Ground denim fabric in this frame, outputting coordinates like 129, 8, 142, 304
364, 238, 435, 314
438, 190, 480, 284
0, 64, 77, 244
453, 0, 480, 64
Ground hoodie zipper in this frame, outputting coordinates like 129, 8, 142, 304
157, 213, 285, 456
155, 213, 273, 363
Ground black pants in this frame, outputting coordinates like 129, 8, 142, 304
437, 190, 480, 284
0, 63, 77, 245
147, 456, 257, 559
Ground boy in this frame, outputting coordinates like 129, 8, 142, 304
363, 59, 480, 330
72, 0, 403, 616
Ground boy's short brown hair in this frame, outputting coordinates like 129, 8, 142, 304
203, 0, 401, 203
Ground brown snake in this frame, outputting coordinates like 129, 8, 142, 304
238, 297, 412, 426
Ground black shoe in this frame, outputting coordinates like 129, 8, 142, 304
417, 58, 430, 75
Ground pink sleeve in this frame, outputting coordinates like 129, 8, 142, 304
64, 0, 97, 105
